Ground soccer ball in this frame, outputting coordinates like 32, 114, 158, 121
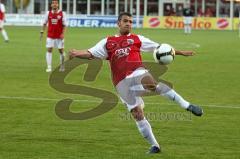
153, 44, 175, 65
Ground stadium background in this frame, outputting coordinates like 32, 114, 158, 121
2, 0, 240, 30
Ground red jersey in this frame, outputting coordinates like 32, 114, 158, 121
88, 34, 159, 86
44, 10, 66, 39
0, 4, 5, 20
106, 34, 143, 86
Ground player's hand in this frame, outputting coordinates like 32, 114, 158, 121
60, 33, 64, 39
40, 31, 44, 41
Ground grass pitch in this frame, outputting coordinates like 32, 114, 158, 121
0, 26, 240, 159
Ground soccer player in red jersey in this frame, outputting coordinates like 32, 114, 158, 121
0, 0, 9, 42
69, 12, 203, 154
40, 0, 66, 72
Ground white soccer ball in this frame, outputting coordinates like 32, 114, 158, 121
153, 43, 175, 65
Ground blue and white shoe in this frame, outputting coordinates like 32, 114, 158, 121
187, 104, 203, 116
147, 146, 161, 154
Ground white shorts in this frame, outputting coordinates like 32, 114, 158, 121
0, 20, 4, 28
46, 38, 64, 49
116, 67, 151, 111
184, 17, 192, 25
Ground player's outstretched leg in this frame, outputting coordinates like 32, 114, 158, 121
131, 106, 161, 154
156, 83, 203, 116
141, 76, 203, 116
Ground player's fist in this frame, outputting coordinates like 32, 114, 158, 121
40, 31, 44, 41
60, 33, 64, 39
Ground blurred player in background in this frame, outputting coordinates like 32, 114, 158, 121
183, 3, 194, 34
40, 0, 66, 72
0, 0, 9, 42
69, 12, 203, 154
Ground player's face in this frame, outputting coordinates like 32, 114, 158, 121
51, 0, 59, 10
118, 15, 133, 35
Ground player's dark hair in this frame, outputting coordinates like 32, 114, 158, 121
118, 12, 132, 21
51, 0, 59, 3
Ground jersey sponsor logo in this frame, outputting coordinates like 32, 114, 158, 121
115, 47, 131, 58
51, 18, 58, 25
106, 39, 134, 52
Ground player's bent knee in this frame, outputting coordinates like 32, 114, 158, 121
141, 76, 157, 92
47, 48, 53, 52
146, 84, 157, 92
59, 49, 64, 54
131, 106, 144, 121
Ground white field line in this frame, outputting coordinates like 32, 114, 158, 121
0, 95, 240, 109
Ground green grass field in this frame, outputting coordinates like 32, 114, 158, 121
0, 26, 240, 159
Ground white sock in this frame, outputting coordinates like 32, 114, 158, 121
1, 29, 9, 41
188, 25, 192, 34
46, 52, 52, 68
156, 83, 190, 109
136, 118, 159, 147
184, 25, 188, 33
60, 53, 65, 65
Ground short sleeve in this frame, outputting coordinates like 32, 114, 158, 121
88, 38, 108, 59
42, 11, 49, 25
0, 4, 5, 13
138, 35, 160, 52
62, 12, 67, 26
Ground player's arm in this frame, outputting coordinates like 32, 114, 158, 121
138, 35, 159, 52
69, 38, 108, 60
2, 12, 5, 22
1, 4, 6, 22
69, 49, 94, 60
175, 50, 194, 56
40, 12, 49, 40
40, 23, 47, 41
60, 25, 66, 39
60, 12, 67, 39
40, 23, 47, 34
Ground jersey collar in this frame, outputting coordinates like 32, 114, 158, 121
115, 33, 131, 37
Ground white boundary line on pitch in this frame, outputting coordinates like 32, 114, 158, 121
0, 95, 240, 109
